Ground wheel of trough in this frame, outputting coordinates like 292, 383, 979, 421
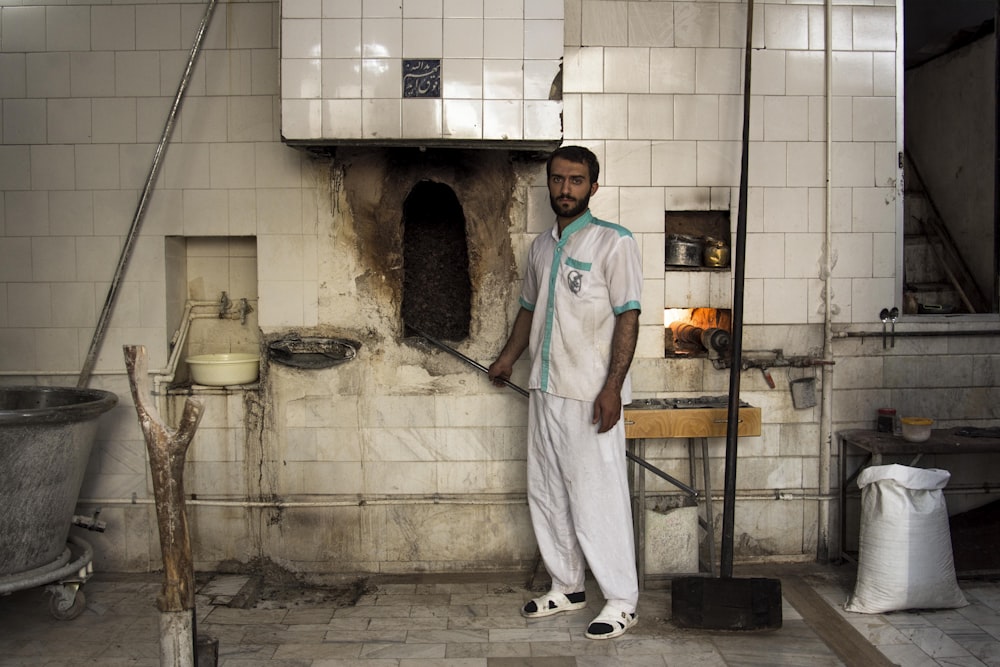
49, 587, 86, 620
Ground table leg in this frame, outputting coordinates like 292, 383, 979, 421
699, 437, 717, 576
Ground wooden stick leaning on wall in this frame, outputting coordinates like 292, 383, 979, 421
124, 344, 204, 666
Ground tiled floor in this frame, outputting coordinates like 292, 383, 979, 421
0, 562, 998, 666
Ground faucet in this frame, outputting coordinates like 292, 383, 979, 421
219, 291, 230, 318
238, 298, 253, 325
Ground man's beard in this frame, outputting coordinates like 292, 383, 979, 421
549, 192, 590, 219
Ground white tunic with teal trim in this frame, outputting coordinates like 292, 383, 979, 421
519, 210, 643, 403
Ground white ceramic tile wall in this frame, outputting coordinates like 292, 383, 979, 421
280, 0, 563, 142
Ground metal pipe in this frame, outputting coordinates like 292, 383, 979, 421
76, 0, 219, 388
834, 328, 1000, 339
719, 0, 755, 580
817, 0, 835, 564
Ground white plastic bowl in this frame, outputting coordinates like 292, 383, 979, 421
186, 353, 259, 386
901, 417, 934, 443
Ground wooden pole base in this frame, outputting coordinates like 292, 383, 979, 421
671, 576, 782, 630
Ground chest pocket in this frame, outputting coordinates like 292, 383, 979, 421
563, 256, 592, 296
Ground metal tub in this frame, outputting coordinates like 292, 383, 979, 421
0, 386, 117, 577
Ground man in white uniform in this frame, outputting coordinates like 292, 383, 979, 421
488, 145, 642, 640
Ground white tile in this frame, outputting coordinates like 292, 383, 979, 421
0, 238, 32, 283
76, 235, 121, 281
32, 237, 76, 283
674, 3, 719, 48
443, 18, 483, 58
764, 278, 809, 323
873, 52, 896, 97
745, 232, 785, 279
832, 142, 874, 188
620, 187, 662, 233
401, 98, 442, 138
749, 142, 788, 188
831, 233, 873, 278
696, 140, 741, 187
483, 59, 522, 99
364, 0, 403, 18
281, 58, 322, 99
362, 58, 401, 98
8, 284, 51, 327
853, 6, 896, 52
764, 96, 809, 142
604, 47, 649, 94
786, 51, 825, 96
282, 99, 323, 139
322, 18, 362, 59
49, 191, 93, 237
90, 5, 135, 52
674, 95, 719, 141
581, 93, 627, 139
228, 95, 275, 143
663, 271, 711, 309
786, 142, 825, 188
525, 0, 561, 21
283, 0, 322, 19
443, 0, 483, 19
483, 100, 522, 140
563, 46, 603, 94
403, 18, 442, 58
750, 49, 787, 96
442, 58, 482, 98
628, 2, 672, 47
322, 59, 362, 98
564, 0, 581, 48
255, 143, 304, 189
2, 6, 46, 52
523, 100, 561, 140
627, 94, 672, 140
443, 99, 482, 139
362, 17, 402, 58
283, 18, 322, 59
763, 4, 809, 50
182, 190, 230, 235
30, 145, 75, 191
832, 52, 874, 96
852, 97, 895, 142
46, 6, 91, 51
650, 48, 695, 94
115, 52, 161, 97
323, 0, 362, 18
26, 53, 70, 98
4, 192, 48, 237
652, 141, 696, 187
524, 59, 559, 99
361, 98, 401, 138
210, 143, 256, 190
136, 5, 180, 51
604, 140, 650, 187
523, 19, 563, 60
581, 0, 627, 47
47, 98, 91, 145
486, 0, 522, 20
404, 0, 442, 19
0, 54, 26, 98
259, 280, 306, 327
561, 93, 582, 139
484, 19, 523, 59
3, 99, 46, 144
695, 48, 741, 95
852, 188, 895, 234
764, 188, 810, 234
70, 52, 115, 98
75, 145, 119, 190
849, 278, 894, 323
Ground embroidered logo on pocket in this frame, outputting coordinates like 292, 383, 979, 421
567, 270, 583, 294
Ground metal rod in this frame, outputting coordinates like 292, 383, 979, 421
625, 451, 699, 497
77, 0, 219, 388
720, 0, 755, 580
406, 325, 529, 397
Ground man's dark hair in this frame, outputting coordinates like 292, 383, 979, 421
546, 145, 600, 184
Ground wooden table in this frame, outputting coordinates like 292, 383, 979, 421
624, 405, 762, 582
837, 428, 1000, 562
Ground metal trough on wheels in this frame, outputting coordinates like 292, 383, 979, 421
0, 386, 117, 619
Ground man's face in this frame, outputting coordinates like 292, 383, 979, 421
548, 156, 598, 221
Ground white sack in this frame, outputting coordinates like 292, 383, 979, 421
844, 464, 967, 614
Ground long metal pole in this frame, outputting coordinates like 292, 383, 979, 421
77, 0, 219, 388
720, 0, 754, 580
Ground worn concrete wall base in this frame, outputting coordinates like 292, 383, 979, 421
645, 506, 699, 575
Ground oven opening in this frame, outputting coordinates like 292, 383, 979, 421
664, 307, 732, 358
401, 179, 472, 341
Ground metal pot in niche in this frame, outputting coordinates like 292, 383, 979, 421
703, 237, 730, 268
665, 234, 704, 267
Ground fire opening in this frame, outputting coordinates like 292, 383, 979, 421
664, 307, 732, 358
401, 180, 472, 341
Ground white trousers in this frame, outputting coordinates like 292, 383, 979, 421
527, 391, 639, 613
